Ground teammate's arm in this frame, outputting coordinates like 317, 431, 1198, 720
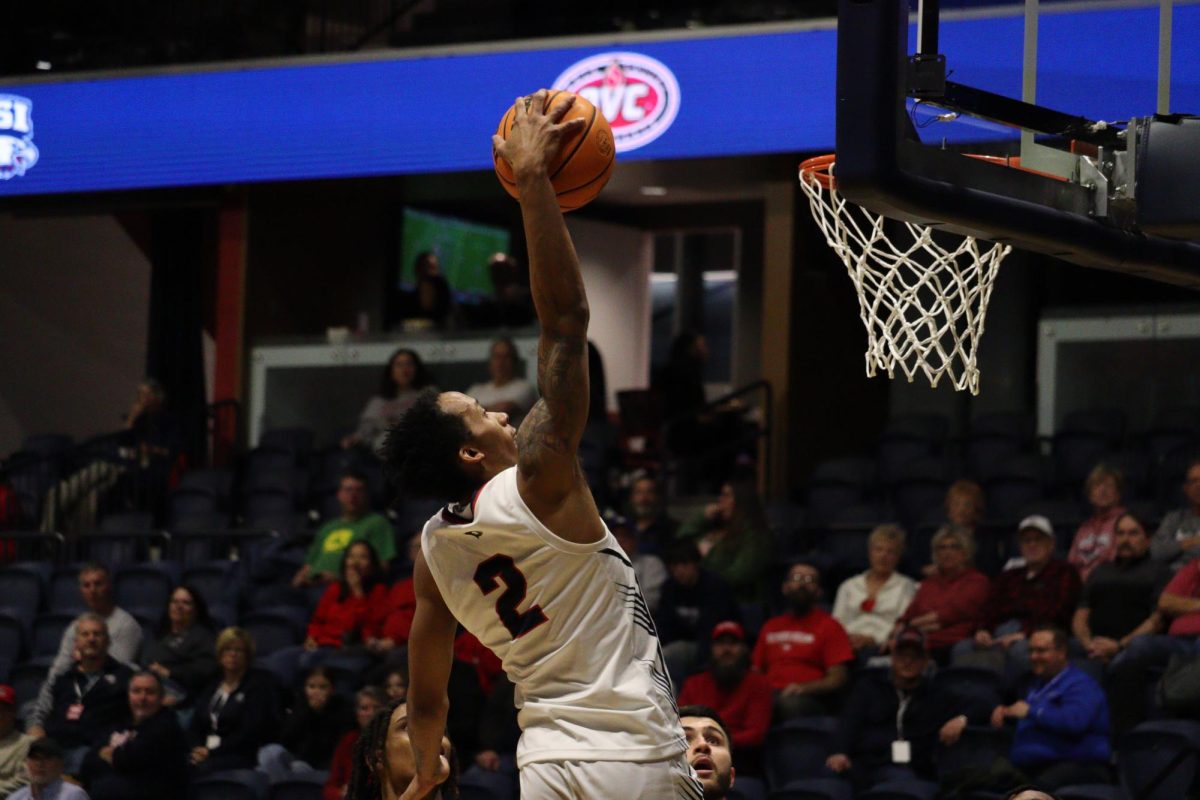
493, 91, 591, 507
402, 551, 456, 800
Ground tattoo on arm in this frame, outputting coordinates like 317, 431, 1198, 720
517, 332, 587, 476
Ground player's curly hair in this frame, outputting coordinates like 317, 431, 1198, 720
380, 388, 478, 503
347, 699, 459, 800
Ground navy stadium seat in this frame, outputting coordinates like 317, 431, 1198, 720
242, 608, 307, 656
183, 562, 240, 610
98, 511, 154, 532
1118, 719, 1200, 800
244, 487, 296, 520
1056, 785, 1129, 800
729, 776, 768, 800
32, 612, 74, 658
768, 778, 852, 800
1053, 431, 1114, 492
0, 565, 42, 623
114, 564, 173, 615
268, 775, 325, 800
936, 726, 1012, 782
178, 467, 235, 502
0, 613, 27, 670
857, 779, 939, 800
169, 486, 221, 524
48, 566, 86, 614
765, 716, 839, 788
259, 427, 315, 458
934, 665, 1004, 711
10, 660, 48, 708
191, 769, 269, 800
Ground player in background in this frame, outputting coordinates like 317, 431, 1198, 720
381, 90, 698, 800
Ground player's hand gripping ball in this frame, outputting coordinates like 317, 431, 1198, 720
494, 90, 616, 212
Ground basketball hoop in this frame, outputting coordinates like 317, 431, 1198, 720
798, 154, 1013, 395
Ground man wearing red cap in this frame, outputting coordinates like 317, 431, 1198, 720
0, 685, 32, 797
678, 622, 773, 774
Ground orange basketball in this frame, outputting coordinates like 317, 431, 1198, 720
494, 90, 616, 212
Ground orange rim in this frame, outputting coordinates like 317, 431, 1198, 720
798, 154, 837, 189
799, 152, 1069, 191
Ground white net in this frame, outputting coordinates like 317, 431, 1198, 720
798, 158, 1012, 395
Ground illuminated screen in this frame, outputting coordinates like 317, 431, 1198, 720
399, 208, 510, 295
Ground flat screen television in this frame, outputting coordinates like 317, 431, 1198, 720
398, 207, 511, 297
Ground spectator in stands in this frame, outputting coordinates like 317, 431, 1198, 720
486, 252, 534, 327
82, 671, 187, 800
324, 687, 386, 800
383, 668, 407, 703
954, 516, 1081, 685
832, 524, 917, 657
609, 512, 668, 612
918, 480, 987, 576
826, 626, 985, 791
656, 542, 741, 687
677, 479, 772, 603
399, 251, 454, 330
626, 473, 679, 556
895, 525, 991, 662
345, 700, 458, 800
304, 541, 388, 659
39, 614, 133, 774
473, 674, 520, 777
28, 564, 142, 739
991, 625, 1111, 791
0, 685, 31, 798
342, 348, 436, 455
139, 585, 217, 707
292, 470, 396, 587
367, 536, 420, 657
7, 738, 88, 800
189, 627, 278, 776
1152, 457, 1200, 570
1106, 541, 1200, 732
678, 705, 736, 800
258, 666, 354, 782
1073, 511, 1168, 680
465, 337, 538, 424
1069, 464, 1127, 581
753, 562, 853, 720
678, 622, 771, 776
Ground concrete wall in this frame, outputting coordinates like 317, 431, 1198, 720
567, 217, 653, 411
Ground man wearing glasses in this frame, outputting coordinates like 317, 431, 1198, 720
751, 562, 853, 721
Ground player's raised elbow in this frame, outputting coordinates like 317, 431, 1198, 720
544, 303, 590, 336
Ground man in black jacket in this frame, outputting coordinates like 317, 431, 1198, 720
43, 613, 133, 774
656, 542, 741, 687
82, 671, 188, 799
825, 627, 985, 792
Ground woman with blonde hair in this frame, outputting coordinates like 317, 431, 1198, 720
1069, 464, 1128, 581
832, 524, 917, 655
893, 525, 991, 662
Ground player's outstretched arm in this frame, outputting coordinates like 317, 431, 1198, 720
493, 91, 591, 507
402, 551, 456, 800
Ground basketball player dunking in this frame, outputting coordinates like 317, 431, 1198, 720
381, 90, 700, 800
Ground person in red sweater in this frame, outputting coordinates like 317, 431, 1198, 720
366, 534, 421, 658
298, 541, 388, 676
752, 562, 853, 721
679, 621, 772, 776
894, 524, 991, 663
323, 686, 386, 800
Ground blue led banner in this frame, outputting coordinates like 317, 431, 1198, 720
0, 3, 1196, 196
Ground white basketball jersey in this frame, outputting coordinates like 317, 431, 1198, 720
420, 466, 686, 768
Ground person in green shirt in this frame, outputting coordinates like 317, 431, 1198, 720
677, 478, 773, 603
292, 470, 396, 586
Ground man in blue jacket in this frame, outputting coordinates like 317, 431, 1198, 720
991, 624, 1111, 791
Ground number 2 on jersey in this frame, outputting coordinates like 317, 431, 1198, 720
473, 554, 549, 639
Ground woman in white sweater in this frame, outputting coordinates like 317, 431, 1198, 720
832, 524, 917, 657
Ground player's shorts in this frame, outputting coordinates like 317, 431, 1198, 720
520, 753, 705, 800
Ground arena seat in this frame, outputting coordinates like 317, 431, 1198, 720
10, 660, 47, 708
1118, 719, 1200, 800
765, 716, 839, 788
0, 565, 43, 623
768, 778, 852, 800
268, 774, 325, 800
1056, 785, 1129, 800
32, 612, 73, 658
48, 565, 86, 613
191, 768, 269, 800
457, 766, 516, 800
857, 779, 939, 800
242, 608, 307, 656
259, 427, 315, 459
178, 467, 236, 504
936, 727, 1012, 782
0, 614, 26, 674
114, 563, 176, 614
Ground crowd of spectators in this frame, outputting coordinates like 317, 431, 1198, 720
5, 360, 1200, 800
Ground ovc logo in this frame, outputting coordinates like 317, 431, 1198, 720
0, 95, 39, 180
552, 52, 680, 153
